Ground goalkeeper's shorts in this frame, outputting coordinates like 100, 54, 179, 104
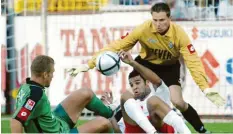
135, 56, 181, 87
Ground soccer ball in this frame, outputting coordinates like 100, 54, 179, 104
96, 51, 121, 76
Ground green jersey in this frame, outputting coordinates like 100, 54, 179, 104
13, 78, 70, 133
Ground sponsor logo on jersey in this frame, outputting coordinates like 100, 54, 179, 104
149, 48, 173, 60
17, 107, 31, 121
148, 38, 157, 44
24, 99, 35, 110
168, 42, 174, 49
187, 44, 195, 54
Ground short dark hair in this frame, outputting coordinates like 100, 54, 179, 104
128, 69, 145, 81
151, 2, 171, 17
31, 55, 54, 77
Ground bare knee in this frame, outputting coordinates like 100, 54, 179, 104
120, 91, 134, 104
95, 117, 112, 130
147, 96, 172, 119
147, 96, 160, 109
169, 85, 188, 111
171, 98, 187, 111
73, 87, 94, 101
147, 96, 161, 116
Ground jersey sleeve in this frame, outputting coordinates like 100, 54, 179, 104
178, 27, 209, 91
150, 81, 171, 106
13, 86, 44, 125
87, 26, 141, 69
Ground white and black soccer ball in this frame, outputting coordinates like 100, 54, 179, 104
96, 51, 121, 76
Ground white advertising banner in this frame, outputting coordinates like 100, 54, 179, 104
14, 12, 233, 115
1, 16, 6, 106
181, 22, 233, 115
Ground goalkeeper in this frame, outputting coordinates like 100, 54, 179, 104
69, 2, 225, 133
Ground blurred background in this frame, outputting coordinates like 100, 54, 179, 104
1, 0, 233, 133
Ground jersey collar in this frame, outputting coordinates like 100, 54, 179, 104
164, 23, 173, 37
26, 77, 44, 89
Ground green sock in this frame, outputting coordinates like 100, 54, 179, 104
86, 94, 113, 118
109, 128, 114, 133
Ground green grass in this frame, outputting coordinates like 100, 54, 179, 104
186, 122, 233, 133
1, 119, 10, 133
2, 118, 233, 133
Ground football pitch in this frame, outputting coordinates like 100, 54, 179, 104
2, 117, 233, 133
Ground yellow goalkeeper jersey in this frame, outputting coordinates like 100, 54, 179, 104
88, 20, 209, 90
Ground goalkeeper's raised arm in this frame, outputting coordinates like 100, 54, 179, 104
87, 26, 142, 69
68, 22, 142, 76
68, 26, 140, 76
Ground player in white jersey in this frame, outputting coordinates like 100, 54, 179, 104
102, 84, 175, 133
102, 50, 191, 133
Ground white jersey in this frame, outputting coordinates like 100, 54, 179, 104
149, 80, 171, 106
118, 80, 172, 132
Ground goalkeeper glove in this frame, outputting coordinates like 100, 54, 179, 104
68, 64, 90, 77
203, 88, 226, 107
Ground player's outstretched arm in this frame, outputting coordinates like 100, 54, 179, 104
11, 119, 23, 133
118, 50, 162, 86
179, 27, 225, 107
68, 24, 145, 77
87, 26, 142, 70
68, 31, 139, 77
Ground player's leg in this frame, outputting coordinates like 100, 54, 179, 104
109, 117, 123, 133
120, 91, 156, 133
54, 87, 113, 130
74, 116, 113, 133
167, 61, 208, 133
162, 61, 208, 133
150, 113, 163, 129
169, 85, 188, 111
120, 91, 137, 126
150, 114, 175, 133
169, 85, 208, 133
147, 95, 191, 134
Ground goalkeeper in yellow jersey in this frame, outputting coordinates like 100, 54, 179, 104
69, 2, 225, 133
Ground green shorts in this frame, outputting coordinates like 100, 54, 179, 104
53, 104, 79, 133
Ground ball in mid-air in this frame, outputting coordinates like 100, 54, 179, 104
96, 51, 121, 76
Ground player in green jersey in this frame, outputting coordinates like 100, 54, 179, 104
11, 55, 114, 133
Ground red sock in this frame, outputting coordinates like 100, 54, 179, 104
158, 123, 175, 133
